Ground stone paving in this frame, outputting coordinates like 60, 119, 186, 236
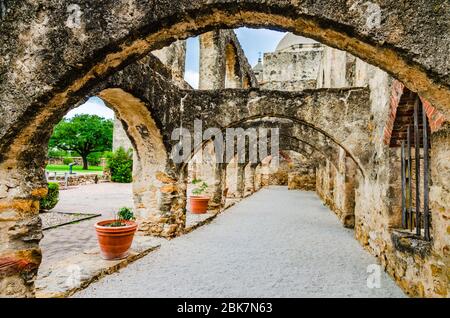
39, 183, 134, 273
74, 186, 405, 298
38, 183, 233, 276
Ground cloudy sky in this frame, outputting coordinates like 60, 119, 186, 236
65, 28, 286, 119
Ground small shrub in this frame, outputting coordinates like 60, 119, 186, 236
40, 182, 59, 211
191, 178, 208, 196
118, 207, 135, 221
63, 157, 74, 165
106, 207, 135, 227
107, 147, 133, 183
88, 153, 101, 166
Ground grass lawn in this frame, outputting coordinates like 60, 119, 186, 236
46, 164, 104, 174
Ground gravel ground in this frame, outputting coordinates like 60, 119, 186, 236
73, 186, 405, 298
40, 212, 99, 230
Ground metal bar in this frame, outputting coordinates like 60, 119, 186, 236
414, 97, 421, 236
401, 141, 407, 228
407, 125, 413, 231
422, 104, 430, 240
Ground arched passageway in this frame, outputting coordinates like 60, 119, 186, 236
1, 2, 449, 298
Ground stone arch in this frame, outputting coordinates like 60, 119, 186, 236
0, 85, 184, 297
97, 88, 172, 221
1, 1, 449, 150
233, 117, 363, 174
177, 87, 373, 174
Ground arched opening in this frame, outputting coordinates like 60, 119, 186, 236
38, 96, 136, 290
1, 4, 449, 296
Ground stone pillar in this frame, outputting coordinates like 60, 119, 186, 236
254, 165, 262, 191
0, 168, 44, 297
199, 31, 225, 90
429, 126, 450, 297
236, 163, 246, 198
209, 163, 226, 212
134, 161, 187, 238
341, 156, 357, 228
244, 164, 257, 196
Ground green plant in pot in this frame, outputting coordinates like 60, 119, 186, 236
190, 178, 210, 214
94, 207, 138, 260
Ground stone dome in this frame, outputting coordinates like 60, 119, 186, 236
275, 33, 317, 52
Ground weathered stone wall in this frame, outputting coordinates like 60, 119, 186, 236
153, 40, 188, 89
112, 116, 134, 152
261, 43, 323, 91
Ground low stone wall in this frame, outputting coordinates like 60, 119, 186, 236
288, 172, 316, 191
47, 173, 109, 187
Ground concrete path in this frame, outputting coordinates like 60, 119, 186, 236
74, 186, 405, 298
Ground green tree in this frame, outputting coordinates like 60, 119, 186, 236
49, 114, 113, 170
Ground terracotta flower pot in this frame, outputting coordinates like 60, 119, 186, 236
190, 196, 210, 214
95, 220, 137, 260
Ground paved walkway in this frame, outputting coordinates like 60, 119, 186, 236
74, 186, 405, 298
39, 183, 133, 273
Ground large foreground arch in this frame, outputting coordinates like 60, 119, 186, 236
1, 0, 450, 163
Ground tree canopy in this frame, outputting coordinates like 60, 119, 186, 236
49, 114, 113, 169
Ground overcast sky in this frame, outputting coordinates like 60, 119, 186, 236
65, 28, 286, 119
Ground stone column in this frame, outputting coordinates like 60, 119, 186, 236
209, 163, 226, 212
236, 163, 246, 198
254, 165, 262, 191
244, 164, 257, 196
224, 43, 242, 89
199, 31, 225, 90
341, 156, 357, 228
429, 126, 450, 297
134, 162, 187, 238
0, 167, 44, 297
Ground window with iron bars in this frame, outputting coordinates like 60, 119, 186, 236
400, 97, 432, 241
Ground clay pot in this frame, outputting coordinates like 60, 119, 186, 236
95, 220, 138, 260
189, 196, 210, 214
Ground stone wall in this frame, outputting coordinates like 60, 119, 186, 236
261, 44, 323, 91
48, 157, 107, 167
47, 173, 108, 187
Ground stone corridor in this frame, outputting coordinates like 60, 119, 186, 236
74, 187, 404, 298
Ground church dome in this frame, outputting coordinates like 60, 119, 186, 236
275, 33, 318, 52
253, 57, 264, 72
